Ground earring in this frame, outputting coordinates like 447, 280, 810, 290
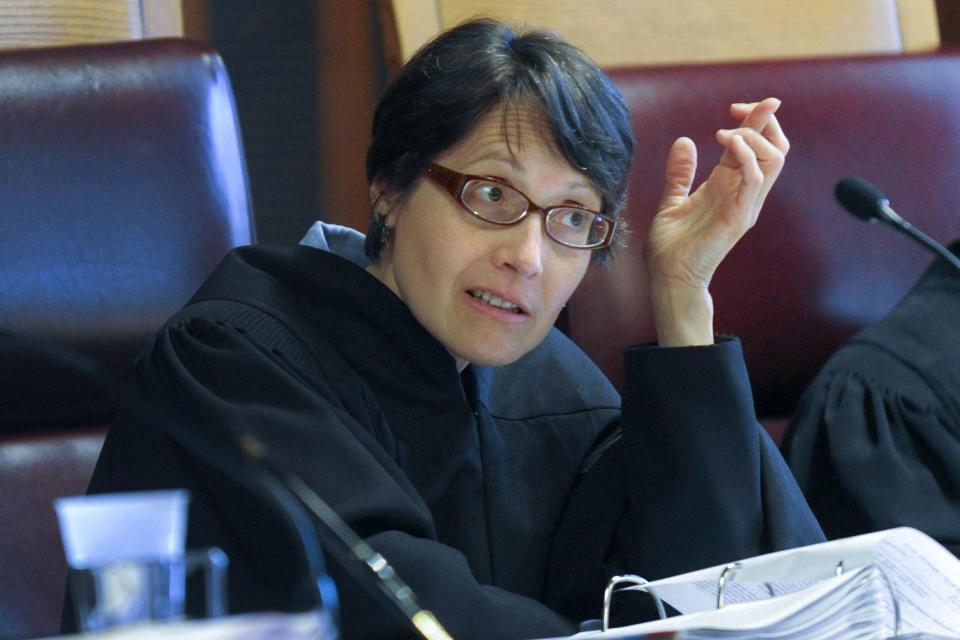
377, 214, 394, 250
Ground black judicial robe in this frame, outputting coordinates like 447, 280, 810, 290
784, 243, 960, 556
84, 242, 823, 638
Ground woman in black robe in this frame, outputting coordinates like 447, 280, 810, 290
783, 242, 960, 555
79, 18, 822, 639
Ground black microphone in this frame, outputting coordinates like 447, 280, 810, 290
835, 176, 960, 272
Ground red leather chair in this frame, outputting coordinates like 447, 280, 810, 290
566, 51, 960, 443
0, 39, 253, 639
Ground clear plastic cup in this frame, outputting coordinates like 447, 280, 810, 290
56, 490, 189, 568
55, 490, 226, 631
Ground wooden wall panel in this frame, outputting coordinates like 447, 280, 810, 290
142, 0, 183, 39
0, 0, 182, 49
314, 1, 382, 234
181, 0, 210, 42
899, 0, 941, 50
378, 0, 440, 73
936, 0, 960, 45
386, 0, 940, 69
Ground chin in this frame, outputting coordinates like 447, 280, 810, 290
455, 338, 541, 368
467, 353, 524, 367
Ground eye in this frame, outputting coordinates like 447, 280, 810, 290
556, 209, 587, 228
476, 183, 505, 203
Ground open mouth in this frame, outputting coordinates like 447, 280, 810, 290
468, 289, 526, 315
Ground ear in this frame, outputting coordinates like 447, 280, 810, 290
370, 181, 401, 223
369, 181, 385, 210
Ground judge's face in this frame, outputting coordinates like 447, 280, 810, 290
367, 106, 600, 369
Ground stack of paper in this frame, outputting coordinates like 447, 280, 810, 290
540, 528, 960, 639
567, 565, 888, 639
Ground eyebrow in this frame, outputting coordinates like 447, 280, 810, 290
465, 151, 598, 197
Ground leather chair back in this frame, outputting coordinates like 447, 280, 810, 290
566, 51, 960, 441
0, 428, 106, 639
0, 38, 253, 386
0, 39, 253, 639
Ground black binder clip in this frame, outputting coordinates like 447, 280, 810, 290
601, 574, 666, 632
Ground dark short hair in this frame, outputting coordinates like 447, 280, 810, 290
364, 18, 635, 263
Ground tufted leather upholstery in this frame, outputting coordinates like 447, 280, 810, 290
566, 51, 960, 442
0, 39, 253, 639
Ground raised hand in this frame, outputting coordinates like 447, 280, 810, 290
643, 98, 788, 346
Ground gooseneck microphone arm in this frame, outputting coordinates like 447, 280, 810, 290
870, 199, 960, 271
834, 176, 960, 272
243, 444, 453, 640
1, 333, 452, 640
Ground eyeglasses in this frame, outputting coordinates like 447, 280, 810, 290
423, 163, 617, 250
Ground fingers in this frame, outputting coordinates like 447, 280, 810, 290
658, 136, 698, 211
730, 97, 779, 130
726, 135, 764, 223
729, 135, 763, 182
715, 126, 785, 173
730, 98, 789, 155
716, 98, 787, 211
714, 127, 784, 216
758, 112, 789, 155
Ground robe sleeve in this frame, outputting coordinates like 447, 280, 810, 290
783, 357, 960, 557
84, 317, 578, 639
544, 337, 824, 622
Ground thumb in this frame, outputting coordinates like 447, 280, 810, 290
659, 137, 697, 210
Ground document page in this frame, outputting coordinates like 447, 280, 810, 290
874, 529, 960, 635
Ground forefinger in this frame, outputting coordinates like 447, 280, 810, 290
730, 97, 781, 132
731, 99, 789, 154
758, 112, 789, 155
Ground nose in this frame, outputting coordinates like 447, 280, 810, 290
494, 213, 545, 277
